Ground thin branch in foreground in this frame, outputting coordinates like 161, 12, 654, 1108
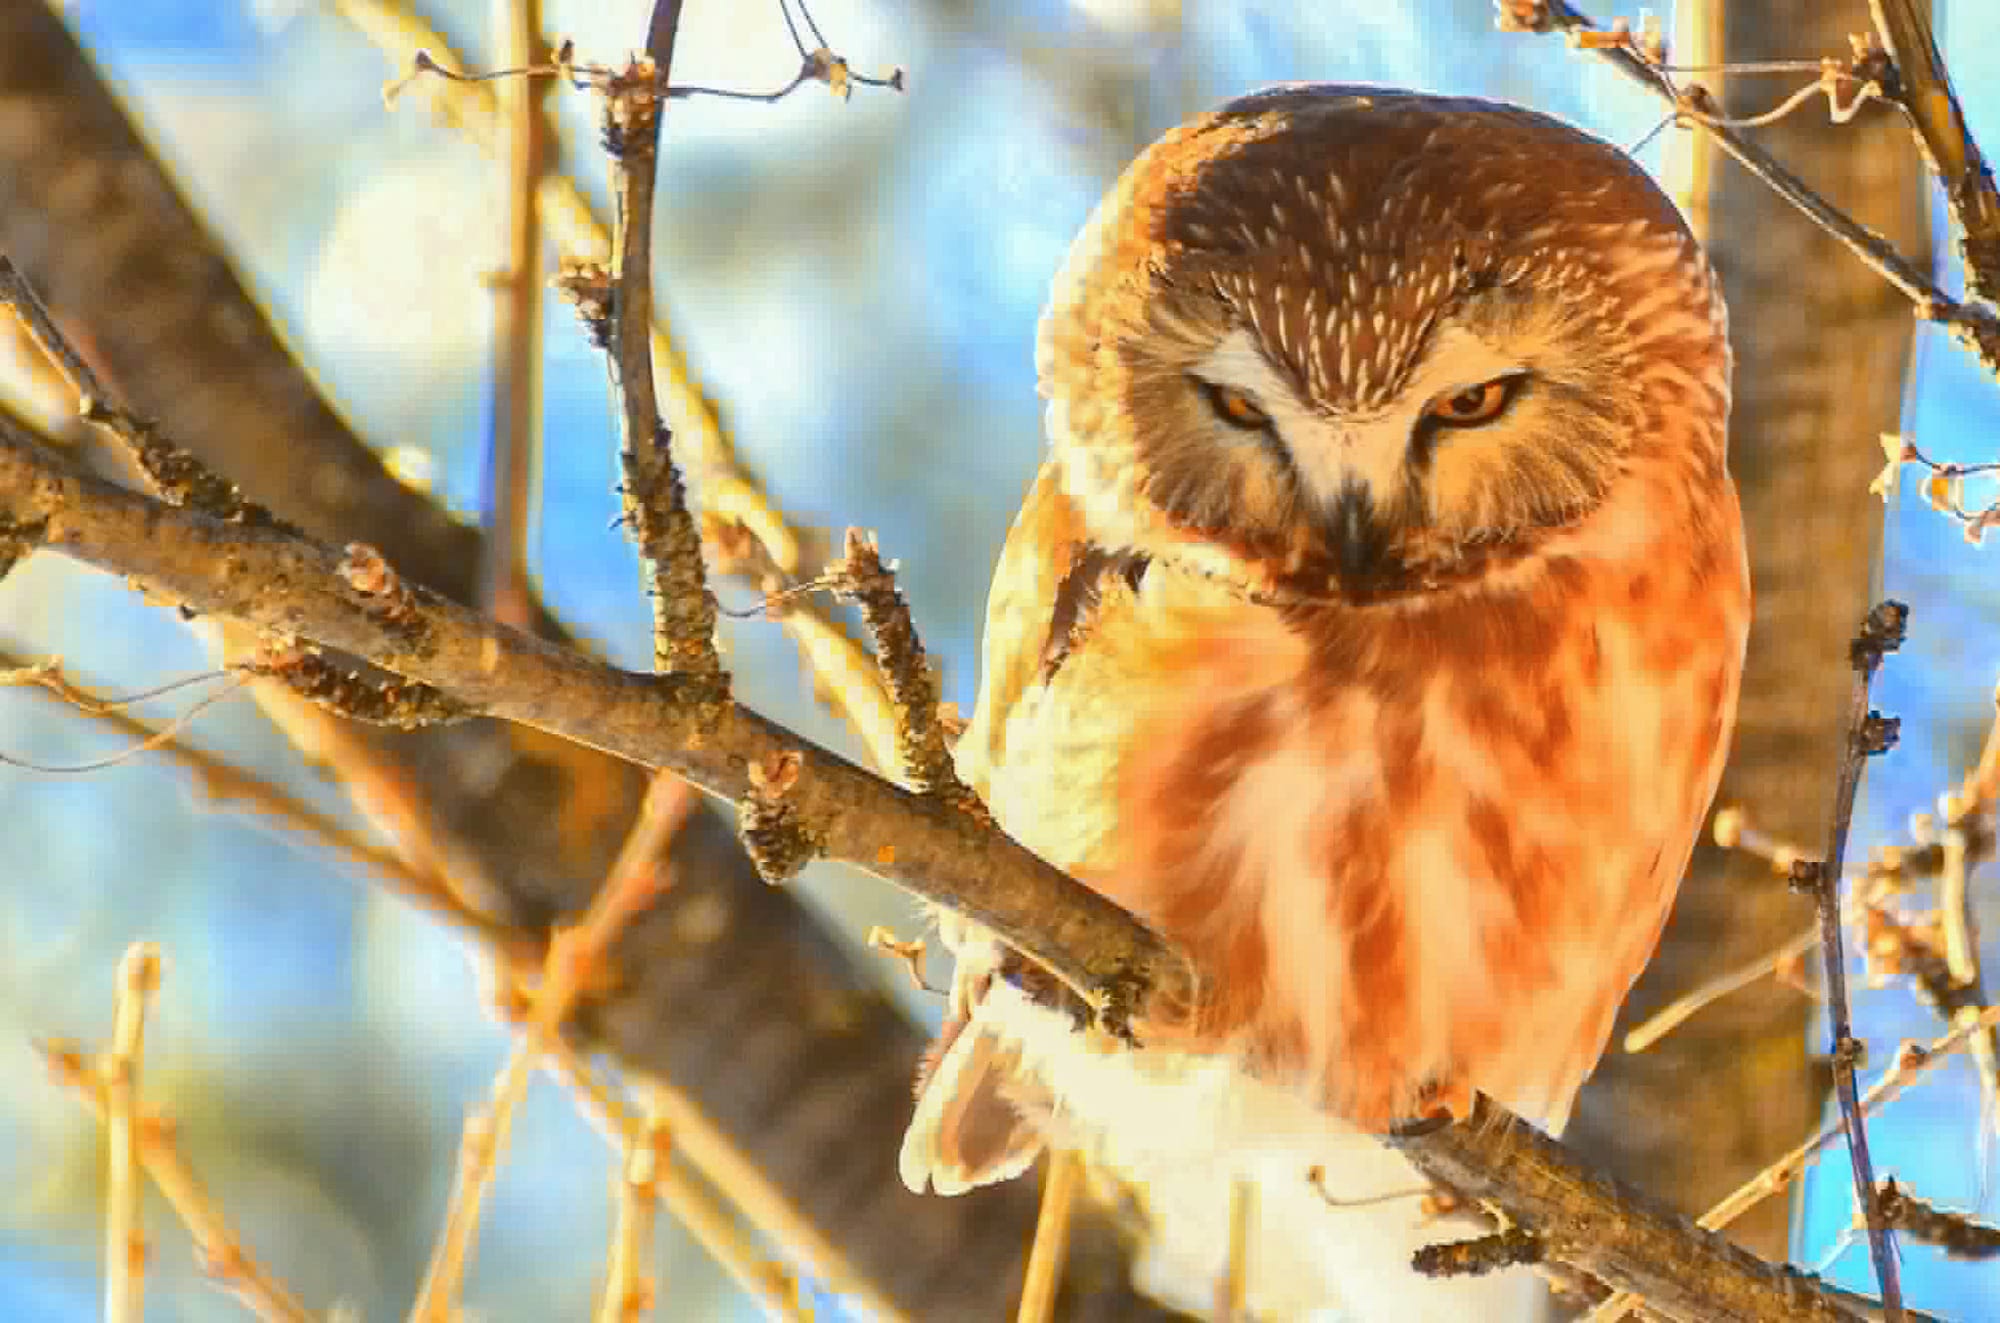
1411, 1227, 1545, 1279
103, 942, 160, 1323
409, 772, 683, 1323
0, 418, 1184, 1028
0, 256, 282, 526
0, 647, 533, 957
344, 0, 909, 777
828, 528, 977, 808
1716, 1005, 2000, 1234
478, 0, 549, 631
596, 1088, 671, 1323
389, 16, 904, 109
1876, 1179, 2000, 1261
0, 670, 251, 775
1867, 0, 2000, 304
40, 1037, 317, 1323
1800, 601, 1910, 1321
594, 53, 726, 692
1870, 432, 2000, 545
1622, 921, 1820, 1053
1017, 1150, 1081, 1323
560, 1066, 815, 1323
1497, 1, 2000, 378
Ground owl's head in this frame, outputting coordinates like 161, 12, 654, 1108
1037, 85, 1731, 602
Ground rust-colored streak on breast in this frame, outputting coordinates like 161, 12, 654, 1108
1114, 689, 1281, 1037
1326, 822, 1411, 1128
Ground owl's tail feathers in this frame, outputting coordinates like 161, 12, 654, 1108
899, 1017, 1048, 1195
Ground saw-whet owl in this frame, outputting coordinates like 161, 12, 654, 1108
901, 85, 1749, 1318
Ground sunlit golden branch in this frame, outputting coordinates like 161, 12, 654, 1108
408, 773, 686, 1323
102, 943, 160, 1323
41, 1039, 317, 1323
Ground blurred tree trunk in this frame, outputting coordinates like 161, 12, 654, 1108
0, 7, 1184, 1318
1567, 0, 1930, 1261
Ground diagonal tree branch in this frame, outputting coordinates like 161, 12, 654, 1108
0, 418, 1182, 1023
1867, 0, 2000, 302
0, 395, 1920, 1323
1501, 0, 2000, 375
0, 8, 1171, 1312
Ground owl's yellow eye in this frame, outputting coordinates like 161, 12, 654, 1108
1425, 378, 1517, 427
1201, 382, 1272, 431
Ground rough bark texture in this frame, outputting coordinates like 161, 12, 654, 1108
1567, 0, 1929, 1261
0, 7, 1181, 1318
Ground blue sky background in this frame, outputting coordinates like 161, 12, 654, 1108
0, 1, 1995, 1318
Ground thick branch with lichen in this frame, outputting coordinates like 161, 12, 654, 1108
0, 406, 1916, 1323
0, 418, 1176, 1029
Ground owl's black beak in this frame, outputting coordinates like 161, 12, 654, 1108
1327, 482, 1393, 587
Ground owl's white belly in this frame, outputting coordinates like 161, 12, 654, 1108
964, 973, 1548, 1322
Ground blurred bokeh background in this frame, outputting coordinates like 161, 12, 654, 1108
0, 0, 1996, 1318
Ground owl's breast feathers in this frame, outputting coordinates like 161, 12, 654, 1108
967, 458, 1748, 1134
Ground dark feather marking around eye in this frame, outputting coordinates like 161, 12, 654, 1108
1041, 546, 1150, 683
1409, 375, 1533, 470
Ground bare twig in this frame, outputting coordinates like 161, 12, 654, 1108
1705, 703, 2000, 1116
865, 924, 932, 992
409, 764, 682, 1322
0, 646, 533, 956
340, 0, 907, 771
1876, 1178, 2000, 1261
1867, 0, 2000, 303
1498, 1, 2000, 377
1217, 1178, 1252, 1322
1622, 923, 1820, 1053
1591, 1004, 2000, 1322
559, 1068, 814, 1322
1717, 1005, 2000, 1234
41, 1039, 318, 1323
589, 15, 725, 691
596, 1090, 670, 1323
0, 664, 251, 774
1870, 433, 2000, 545
1412, 1228, 1544, 1278
616, 1074, 891, 1319
1018, 1150, 1080, 1323
0, 256, 282, 524
479, 0, 549, 630
1797, 602, 1909, 1320
828, 528, 976, 807
103, 943, 160, 1323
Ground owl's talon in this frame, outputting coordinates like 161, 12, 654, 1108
1387, 1111, 1455, 1139
1391, 1078, 1475, 1136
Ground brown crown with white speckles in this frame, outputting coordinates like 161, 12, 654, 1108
1035, 85, 1729, 588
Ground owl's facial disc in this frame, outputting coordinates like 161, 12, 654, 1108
1187, 327, 1542, 591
